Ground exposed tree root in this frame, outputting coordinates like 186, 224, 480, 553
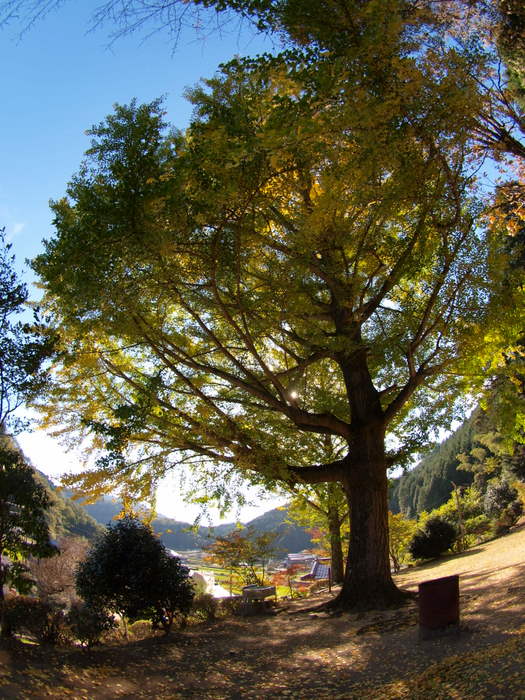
290, 586, 416, 616
325, 586, 415, 613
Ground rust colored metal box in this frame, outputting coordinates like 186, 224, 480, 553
418, 574, 459, 639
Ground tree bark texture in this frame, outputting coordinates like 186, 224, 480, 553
337, 473, 404, 609
327, 508, 345, 584
331, 422, 407, 609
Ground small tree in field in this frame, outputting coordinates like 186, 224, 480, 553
388, 512, 417, 573
287, 481, 348, 584
76, 517, 194, 634
204, 527, 280, 592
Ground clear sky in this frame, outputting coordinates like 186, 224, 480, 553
1, 1, 285, 523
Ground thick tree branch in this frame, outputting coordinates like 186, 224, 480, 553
287, 459, 347, 485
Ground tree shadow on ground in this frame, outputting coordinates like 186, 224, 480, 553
2, 527, 525, 698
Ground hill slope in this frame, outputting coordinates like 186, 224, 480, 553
389, 418, 475, 517
1, 436, 104, 543
34, 473, 105, 542
5, 521, 525, 698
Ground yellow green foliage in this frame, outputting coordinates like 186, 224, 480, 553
388, 512, 417, 572
418, 486, 489, 551
29, 0, 518, 607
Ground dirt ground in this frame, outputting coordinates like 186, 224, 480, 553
2, 525, 525, 699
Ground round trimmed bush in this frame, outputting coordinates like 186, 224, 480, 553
76, 516, 194, 634
408, 516, 457, 560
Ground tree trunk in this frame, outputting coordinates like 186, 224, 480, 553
338, 474, 405, 609
321, 347, 409, 610
330, 425, 408, 610
0, 558, 4, 604
327, 507, 345, 584
0, 558, 10, 638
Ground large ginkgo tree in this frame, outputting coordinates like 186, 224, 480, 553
33, 1, 517, 609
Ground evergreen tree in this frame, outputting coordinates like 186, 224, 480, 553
0, 444, 57, 602
76, 516, 194, 632
0, 228, 54, 433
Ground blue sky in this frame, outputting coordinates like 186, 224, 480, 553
1, 2, 284, 523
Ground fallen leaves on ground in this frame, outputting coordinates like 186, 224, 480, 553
2, 525, 525, 699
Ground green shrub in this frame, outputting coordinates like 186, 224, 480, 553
388, 511, 417, 571
2, 596, 66, 644
191, 593, 219, 621
76, 517, 194, 634
417, 486, 488, 551
483, 481, 523, 535
66, 603, 117, 648
461, 514, 491, 546
409, 517, 457, 560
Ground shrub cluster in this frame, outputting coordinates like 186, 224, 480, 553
484, 481, 523, 535
1, 596, 116, 647
65, 603, 117, 648
75, 517, 194, 634
2, 596, 66, 644
1, 518, 197, 646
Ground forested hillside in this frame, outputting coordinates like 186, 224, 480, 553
35, 472, 104, 542
390, 419, 475, 518
2, 436, 103, 542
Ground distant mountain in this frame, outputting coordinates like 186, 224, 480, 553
241, 507, 313, 553
1, 436, 104, 543
160, 505, 313, 553
66, 493, 313, 553
159, 506, 313, 553
34, 473, 105, 542
70, 494, 123, 524
5, 436, 312, 552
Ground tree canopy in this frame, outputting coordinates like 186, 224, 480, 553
27, 0, 524, 609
